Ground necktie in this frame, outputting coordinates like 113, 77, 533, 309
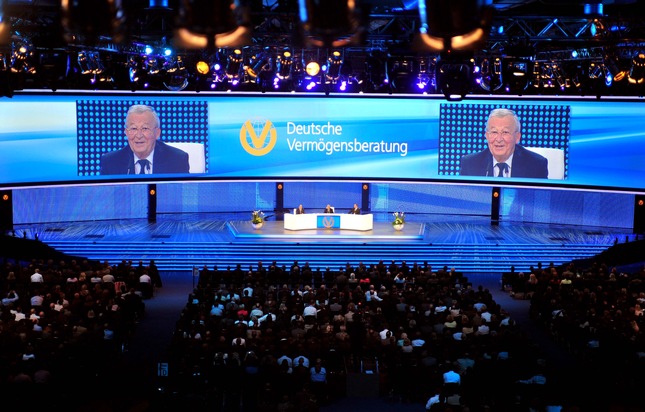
496, 162, 509, 177
137, 159, 150, 174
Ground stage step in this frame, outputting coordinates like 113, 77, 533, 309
43, 239, 612, 274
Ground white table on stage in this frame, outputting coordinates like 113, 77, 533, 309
284, 213, 373, 231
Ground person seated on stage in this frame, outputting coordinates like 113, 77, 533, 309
296, 204, 306, 214
348, 203, 361, 214
323, 204, 334, 214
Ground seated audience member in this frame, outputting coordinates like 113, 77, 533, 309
139, 271, 153, 298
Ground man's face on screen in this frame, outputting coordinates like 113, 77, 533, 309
486, 115, 520, 162
125, 111, 161, 159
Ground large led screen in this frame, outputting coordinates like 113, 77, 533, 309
0, 91, 643, 192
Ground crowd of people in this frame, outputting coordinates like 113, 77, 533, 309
165, 260, 583, 411
504, 262, 645, 408
3, 241, 645, 411
0, 255, 161, 406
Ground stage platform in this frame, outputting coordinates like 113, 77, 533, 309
227, 221, 425, 240
14, 213, 637, 274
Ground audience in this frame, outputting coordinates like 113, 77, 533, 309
0, 255, 149, 404
3, 245, 645, 411
164, 260, 571, 411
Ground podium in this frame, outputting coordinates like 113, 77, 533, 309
284, 213, 373, 231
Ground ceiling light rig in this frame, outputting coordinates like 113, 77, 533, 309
1, 1, 645, 99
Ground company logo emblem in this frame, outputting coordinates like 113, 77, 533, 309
240, 119, 278, 156
322, 216, 336, 228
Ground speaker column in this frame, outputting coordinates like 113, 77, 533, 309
148, 184, 157, 223
361, 183, 370, 213
491, 187, 501, 225
0, 190, 13, 232
276, 182, 284, 221
634, 194, 645, 234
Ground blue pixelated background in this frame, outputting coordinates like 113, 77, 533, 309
76, 100, 209, 176
438, 103, 570, 178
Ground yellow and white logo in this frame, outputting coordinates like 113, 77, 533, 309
322, 216, 336, 228
240, 118, 278, 156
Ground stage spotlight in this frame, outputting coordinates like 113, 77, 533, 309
387, 56, 417, 92
363, 49, 388, 92
77, 51, 93, 74
477, 57, 502, 92
128, 55, 151, 90
145, 56, 161, 76
297, 0, 368, 48
174, 0, 252, 49
581, 60, 610, 95
294, 53, 323, 92
414, 0, 494, 53
305, 60, 320, 77
225, 48, 243, 85
628, 53, 645, 85
196, 60, 210, 75
325, 50, 343, 84
11, 42, 36, 75
583, 2, 603, 16
503, 59, 530, 93
276, 48, 293, 81
164, 56, 189, 91
246, 47, 272, 80
436, 54, 474, 100
273, 48, 294, 91
414, 56, 435, 93
37, 51, 69, 91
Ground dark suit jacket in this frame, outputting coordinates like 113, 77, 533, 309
323, 207, 334, 214
348, 207, 361, 215
459, 145, 548, 179
296, 208, 306, 214
100, 141, 190, 175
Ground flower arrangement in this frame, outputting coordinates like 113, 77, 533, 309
251, 210, 265, 224
392, 211, 405, 226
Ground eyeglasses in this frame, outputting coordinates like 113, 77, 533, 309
126, 126, 156, 135
487, 130, 515, 139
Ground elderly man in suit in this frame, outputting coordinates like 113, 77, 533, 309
459, 108, 547, 179
100, 104, 189, 175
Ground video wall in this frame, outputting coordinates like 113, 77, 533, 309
1, 91, 644, 193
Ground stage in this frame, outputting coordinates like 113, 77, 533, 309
227, 220, 425, 240
14, 213, 635, 274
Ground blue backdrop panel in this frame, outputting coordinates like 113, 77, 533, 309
13, 185, 148, 224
